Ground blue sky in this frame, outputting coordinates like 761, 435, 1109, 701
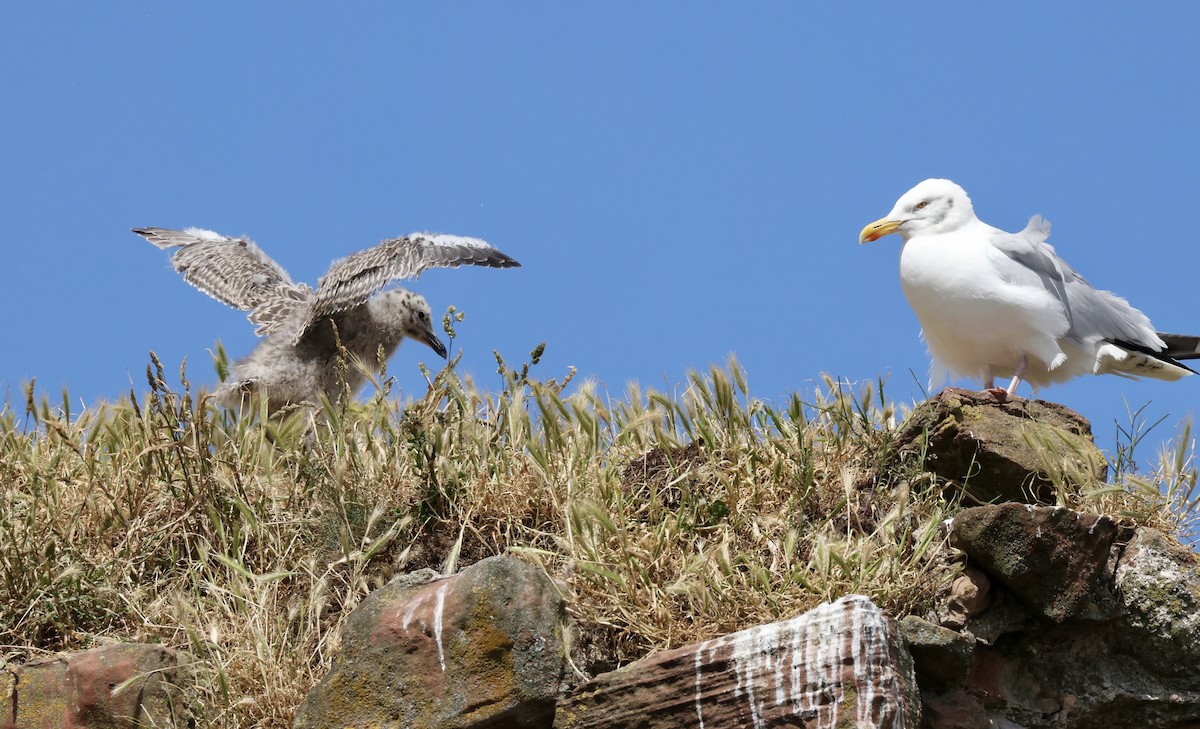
3, 4, 1198, 471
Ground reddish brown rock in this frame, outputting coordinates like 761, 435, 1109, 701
293, 555, 567, 729
894, 388, 1107, 504
950, 504, 1117, 622
920, 690, 988, 729
936, 527, 1200, 728
2, 643, 192, 728
556, 594, 919, 729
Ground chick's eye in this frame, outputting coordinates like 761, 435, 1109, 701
418, 312, 427, 320
914, 200, 929, 211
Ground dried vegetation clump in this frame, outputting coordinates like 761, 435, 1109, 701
2, 335, 1196, 727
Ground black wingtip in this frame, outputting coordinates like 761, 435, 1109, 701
131, 227, 166, 240
489, 251, 521, 269
1157, 332, 1200, 361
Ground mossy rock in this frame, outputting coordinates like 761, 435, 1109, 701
894, 388, 1107, 504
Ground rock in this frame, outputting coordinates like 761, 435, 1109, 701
940, 568, 990, 629
556, 594, 919, 729
961, 586, 1037, 646
293, 555, 568, 729
1113, 527, 1200, 675
920, 689, 988, 729
944, 527, 1200, 728
894, 388, 1107, 504
899, 616, 973, 690
1, 643, 192, 728
950, 504, 1117, 622
959, 623, 1200, 728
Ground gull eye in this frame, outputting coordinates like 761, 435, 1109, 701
914, 200, 929, 211
418, 311, 427, 321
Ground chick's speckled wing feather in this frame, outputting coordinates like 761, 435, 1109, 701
987, 216, 1163, 351
134, 227, 315, 336
296, 233, 520, 341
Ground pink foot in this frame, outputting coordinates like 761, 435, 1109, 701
984, 387, 1009, 403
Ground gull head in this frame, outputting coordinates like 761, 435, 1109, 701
859, 178, 976, 243
369, 290, 448, 359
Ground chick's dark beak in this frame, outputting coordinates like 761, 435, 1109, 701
417, 324, 448, 359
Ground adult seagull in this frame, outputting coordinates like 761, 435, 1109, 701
859, 179, 1198, 399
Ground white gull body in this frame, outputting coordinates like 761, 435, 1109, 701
860, 179, 1198, 396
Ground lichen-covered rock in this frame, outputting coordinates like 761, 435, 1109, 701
894, 388, 1107, 504
899, 616, 973, 690
1113, 527, 1200, 676
293, 555, 567, 729
1, 643, 193, 728
950, 504, 1117, 622
556, 594, 919, 729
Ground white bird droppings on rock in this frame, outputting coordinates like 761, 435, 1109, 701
571, 593, 915, 729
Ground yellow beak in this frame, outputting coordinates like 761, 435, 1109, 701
859, 217, 903, 244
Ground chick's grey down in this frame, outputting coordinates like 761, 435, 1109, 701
135, 227, 520, 412
859, 179, 1199, 398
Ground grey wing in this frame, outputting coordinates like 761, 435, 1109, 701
297, 233, 520, 339
134, 227, 315, 336
989, 216, 1163, 350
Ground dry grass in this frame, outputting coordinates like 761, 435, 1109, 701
1, 341, 1196, 727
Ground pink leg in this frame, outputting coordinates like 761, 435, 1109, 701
981, 357, 1027, 403
1004, 355, 1028, 398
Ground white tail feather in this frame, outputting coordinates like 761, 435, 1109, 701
1094, 343, 1193, 381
